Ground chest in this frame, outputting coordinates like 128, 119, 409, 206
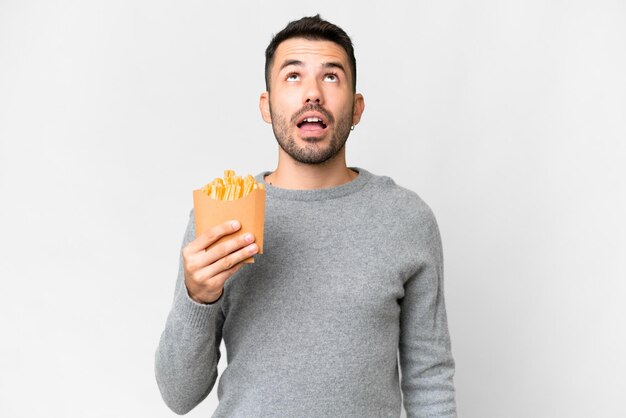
223, 200, 418, 333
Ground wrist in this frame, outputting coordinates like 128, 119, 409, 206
187, 286, 223, 305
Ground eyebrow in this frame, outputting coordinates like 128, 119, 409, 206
322, 62, 346, 73
278, 60, 347, 74
279, 59, 304, 71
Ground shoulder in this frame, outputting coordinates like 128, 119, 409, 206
359, 169, 443, 270
361, 169, 438, 227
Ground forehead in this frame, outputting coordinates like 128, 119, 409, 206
272, 38, 350, 71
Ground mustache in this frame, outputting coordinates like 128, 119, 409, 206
290, 104, 334, 125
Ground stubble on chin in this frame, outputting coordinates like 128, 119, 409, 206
269, 106, 353, 165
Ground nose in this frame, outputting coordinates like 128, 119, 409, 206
303, 79, 323, 105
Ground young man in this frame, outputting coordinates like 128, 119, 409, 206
156, 15, 457, 417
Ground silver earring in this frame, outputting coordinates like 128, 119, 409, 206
350, 125, 355, 131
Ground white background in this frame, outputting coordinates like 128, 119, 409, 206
1, 1, 625, 417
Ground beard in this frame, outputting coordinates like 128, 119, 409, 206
269, 102, 354, 165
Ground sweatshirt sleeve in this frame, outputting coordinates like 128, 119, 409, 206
155, 211, 225, 415
399, 208, 457, 417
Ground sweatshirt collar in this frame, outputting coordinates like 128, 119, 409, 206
255, 167, 371, 201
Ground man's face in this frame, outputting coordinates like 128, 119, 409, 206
260, 38, 364, 165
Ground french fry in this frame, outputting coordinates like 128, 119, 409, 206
200, 170, 265, 201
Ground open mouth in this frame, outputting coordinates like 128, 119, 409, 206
296, 116, 328, 130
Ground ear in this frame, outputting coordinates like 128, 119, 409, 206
352, 93, 365, 126
259, 92, 272, 124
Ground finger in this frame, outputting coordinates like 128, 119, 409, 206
205, 242, 259, 279
186, 220, 241, 253
207, 262, 245, 292
189, 261, 245, 304
202, 231, 256, 267
184, 233, 254, 282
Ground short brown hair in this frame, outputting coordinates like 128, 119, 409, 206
264, 15, 357, 92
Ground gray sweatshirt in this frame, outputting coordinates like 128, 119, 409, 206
155, 168, 456, 417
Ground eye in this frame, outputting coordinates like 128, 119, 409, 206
324, 73, 338, 83
286, 73, 300, 82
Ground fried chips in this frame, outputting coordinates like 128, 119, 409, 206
200, 170, 265, 201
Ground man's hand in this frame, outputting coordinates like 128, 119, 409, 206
182, 220, 258, 304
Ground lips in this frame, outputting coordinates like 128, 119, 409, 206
296, 112, 328, 130
291, 105, 334, 131
297, 116, 327, 129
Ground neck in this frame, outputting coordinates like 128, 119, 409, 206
265, 148, 357, 190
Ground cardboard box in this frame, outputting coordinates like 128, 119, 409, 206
193, 188, 265, 263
